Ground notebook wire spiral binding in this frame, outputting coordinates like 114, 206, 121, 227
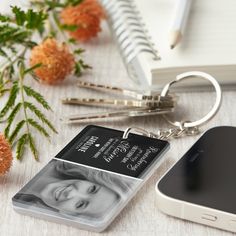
100, 0, 160, 83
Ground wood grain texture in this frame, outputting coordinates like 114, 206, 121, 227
1, 21, 236, 236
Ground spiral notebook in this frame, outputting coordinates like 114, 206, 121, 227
100, 0, 236, 89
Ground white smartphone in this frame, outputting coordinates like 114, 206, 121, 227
156, 126, 236, 233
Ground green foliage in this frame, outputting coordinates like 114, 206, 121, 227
0, 63, 57, 161
0, 72, 3, 85
23, 63, 42, 75
0, 48, 10, 60
28, 118, 50, 138
8, 119, 26, 144
25, 101, 57, 133
0, 2, 92, 162
11, 6, 48, 33
74, 60, 92, 77
0, 81, 19, 119
0, 88, 10, 97
23, 85, 51, 110
0, 72, 11, 97
0, 7, 47, 52
74, 48, 85, 55
33, 0, 84, 9
0, 14, 11, 22
4, 102, 22, 138
74, 61, 82, 76
68, 38, 77, 44
60, 24, 78, 32
1, 65, 15, 83
28, 133, 39, 160
66, 0, 84, 7
0, 24, 31, 48
32, 1, 65, 9
16, 133, 28, 160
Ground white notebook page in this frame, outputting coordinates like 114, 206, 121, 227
134, 0, 236, 70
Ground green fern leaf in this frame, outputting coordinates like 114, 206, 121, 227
0, 48, 10, 60
16, 133, 28, 160
25, 102, 57, 133
0, 14, 11, 22
0, 88, 10, 97
0, 81, 19, 119
65, 0, 83, 7
4, 102, 22, 138
23, 85, 51, 110
73, 48, 85, 55
28, 133, 38, 161
11, 6, 47, 33
28, 118, 50, 138
8, 119, 25, 144
23, 63, 42, 75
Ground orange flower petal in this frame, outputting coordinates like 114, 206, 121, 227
60, 0, 105, 42
76, 0, 106, 19
0, 133, 12, 176
30, 38, 75, 84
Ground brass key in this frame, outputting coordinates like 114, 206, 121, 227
62, 107, 174, 124
77, 80, 170, 100
61, 97, 175, 108
61, 80, 177, 123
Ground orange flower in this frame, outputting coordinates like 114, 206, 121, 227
0, 133, 13, 176
30, 38, 75, 84
60, 0, 106, 42
74, 0, 106, 20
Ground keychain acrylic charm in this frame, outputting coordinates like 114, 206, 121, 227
12, 125, 169, 232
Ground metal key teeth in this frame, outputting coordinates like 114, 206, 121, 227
63, 107, 174, 124
61, 97, 175, 108
78, 81, 122, 93
62, 81, 176, 123
77, 80, 177, 101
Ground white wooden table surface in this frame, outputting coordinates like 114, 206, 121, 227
1, 3, 236, 235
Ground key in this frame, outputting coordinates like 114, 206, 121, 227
62, 107, 174, 124
77, 81, 176, 101
61, 97, 175, 108
62, 80, 177, 123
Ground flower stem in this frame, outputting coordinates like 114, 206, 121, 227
50, 11, 75, 52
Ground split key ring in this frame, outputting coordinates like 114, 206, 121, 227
161, 71, 222, 129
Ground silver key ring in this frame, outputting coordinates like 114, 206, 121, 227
160, 71, 222, 128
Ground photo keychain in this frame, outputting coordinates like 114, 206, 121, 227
12, 71, 222, 232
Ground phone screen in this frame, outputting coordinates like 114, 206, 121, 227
158, 126, 236, 214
